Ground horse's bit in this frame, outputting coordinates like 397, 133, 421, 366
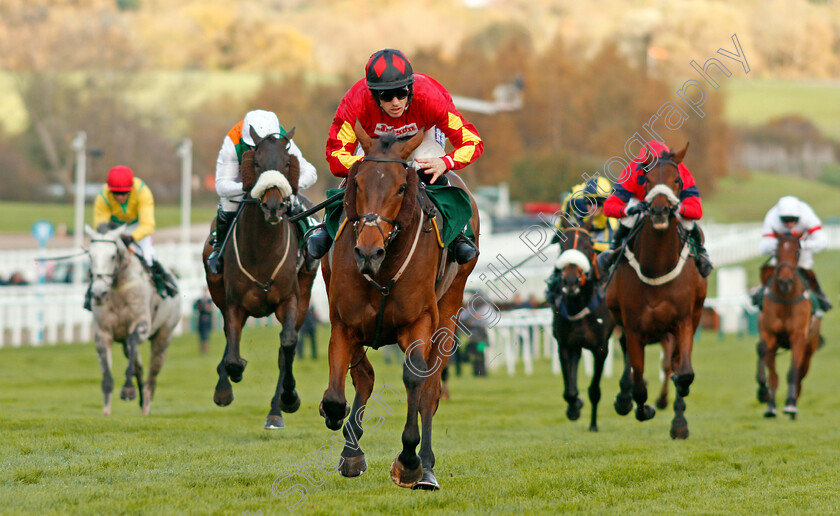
350, 156, 411, 249
89, 238, 128, 289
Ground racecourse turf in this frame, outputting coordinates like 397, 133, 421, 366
2, 302, 839, 516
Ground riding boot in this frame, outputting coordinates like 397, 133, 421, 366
83, 285, 92, 311
207, 209, 236, 274
801, 269, 833, 312
152, 260, 179, 298
451, 232, 478, 265
545, 268, 561, 307
595, 223, 630, 274
306, 227, 333, 260
688, 225, 714, 278
750, 286, 764, 307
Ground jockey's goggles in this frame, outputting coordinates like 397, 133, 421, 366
780, 216, 799, 224
379, 88, 409, 102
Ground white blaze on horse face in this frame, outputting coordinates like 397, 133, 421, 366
250, 170, 292, 200
555, 249, 591, 274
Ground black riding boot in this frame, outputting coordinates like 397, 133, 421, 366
306, 227, 333, 260
151, 260, 179, 297
451, 233, 478, 264
207, 209, 236, 274
595, 224, 630, 274
802, 269, 833, 312
83, 285, 92, 311
545, 268, 561, 307
688, 225, 713, 278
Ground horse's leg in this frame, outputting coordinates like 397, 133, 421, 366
266, 298, 301, 429
294, 267, 317, 331
213, 336, 234, 407
339, 355, 375, 478
390, 314, 434, 489
783, 334, 806, 419
763, 333, 779, 418
320, 322, 353, 431
626, 331, 655, 421
120, 321, 148, 402
94, 330, 114, 416
143, 324, 174, 416
222, 306, 248, 382
559, 344, 583, 421
756, 339, 770, 403
656, 335, 675, 410
796, 336, 817, 403
588, 345, 607, 432
614, 332, 633, 416
672, 322, 695, 398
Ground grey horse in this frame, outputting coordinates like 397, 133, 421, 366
85, 225, 181, 416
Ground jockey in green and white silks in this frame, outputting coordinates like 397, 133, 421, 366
207, 109, 319, 274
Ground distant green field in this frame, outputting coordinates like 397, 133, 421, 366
703, 170, 840, 223
0, 201, 217, 234
724, 79, 840, 139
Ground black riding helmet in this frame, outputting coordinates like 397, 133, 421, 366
366, 49, 415, 106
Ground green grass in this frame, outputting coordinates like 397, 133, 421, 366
724, 78, 840, 139
3, 253, 840, 514
0, 201, 217, 234
703, 170, 840, 223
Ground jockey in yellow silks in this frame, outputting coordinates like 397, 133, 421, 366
85, 165, 178, 310
555, 177, 617, 253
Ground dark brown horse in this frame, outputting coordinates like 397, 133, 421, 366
547, 223, 615, 432
202, 126, 317, 429
605, 143, 707, 439
756, 232, 820, 419
319, 125, 479, 490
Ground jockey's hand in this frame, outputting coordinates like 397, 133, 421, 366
625, 202, 648, 216
120, 234, 135, 247
551, 232, 561, 244
414, 157, 447, 184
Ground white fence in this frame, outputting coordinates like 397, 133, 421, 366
2, 223, 839, 348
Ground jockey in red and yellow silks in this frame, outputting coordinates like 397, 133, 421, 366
598, 140, 713, 278
325, 73, 483, 177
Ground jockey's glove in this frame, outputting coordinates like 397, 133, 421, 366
624, 201, 648, 217
120, 234, 135, 247
551, 232, 561, 244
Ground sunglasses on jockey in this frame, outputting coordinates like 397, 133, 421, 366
378, 87, 410, 102
780, 216, 799, 224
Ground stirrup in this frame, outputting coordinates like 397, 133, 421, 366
207, 249, 223, 274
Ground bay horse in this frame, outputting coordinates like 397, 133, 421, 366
756, 232, 820, 419
319, 125, 479, 490
605, 143, 707, 439
84, 224, 181, 416
547, 222, 615, 432
202, 126, 318, 430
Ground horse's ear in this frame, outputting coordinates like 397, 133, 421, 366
106, 226, 124, 242
249, 126, 262, 147
354, 119, 373, 154
84, 224, 98, 239
673, 142, 689, 164
285, 126, 296, 140
399, 130, 425, 160
240, 150, 257, 193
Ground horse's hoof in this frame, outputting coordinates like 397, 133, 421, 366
390, 455, 423, 488
120, 387, 136, 401
764, 407, 777, 418
635, 404, 656, 422
757, 385, 770, 403
588, 425, 599, 433
614, 396, 633, 416
566, 402, 582, 421
783, 405, 798, 418
102, 407, 111, 417
280, 391, 301, 413
655, 395, 668, 410
670, 417, 689, 440
265, 414, 285, 429
412, 468, 440, 491
339, 454, 367, 478
224, 359, 247, 383
213, 387, 234, 407
319, 401, 345, 431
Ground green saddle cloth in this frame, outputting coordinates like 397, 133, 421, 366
323, 184, 474, 247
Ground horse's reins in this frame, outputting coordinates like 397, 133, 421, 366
89, 238, 132, 289
765, 251, 809, 305
348, 156, 424, 365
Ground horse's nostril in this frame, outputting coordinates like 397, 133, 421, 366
374, 248, 385, 260
353, 247, 364, 261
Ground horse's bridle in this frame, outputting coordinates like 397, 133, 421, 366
89, 238, 128, 289
350, 156, 411, 249
559, 227, 598, 285
251, 132, 295, 216
640, 154, 683, 217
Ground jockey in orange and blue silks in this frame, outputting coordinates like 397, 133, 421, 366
597, 140, 713, 278
307, 48, 483, 265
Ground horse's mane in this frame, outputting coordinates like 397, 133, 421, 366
344, 134, 419, 228
239, 142, 301, 195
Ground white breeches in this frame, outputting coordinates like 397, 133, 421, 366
121, 223, 154, 267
